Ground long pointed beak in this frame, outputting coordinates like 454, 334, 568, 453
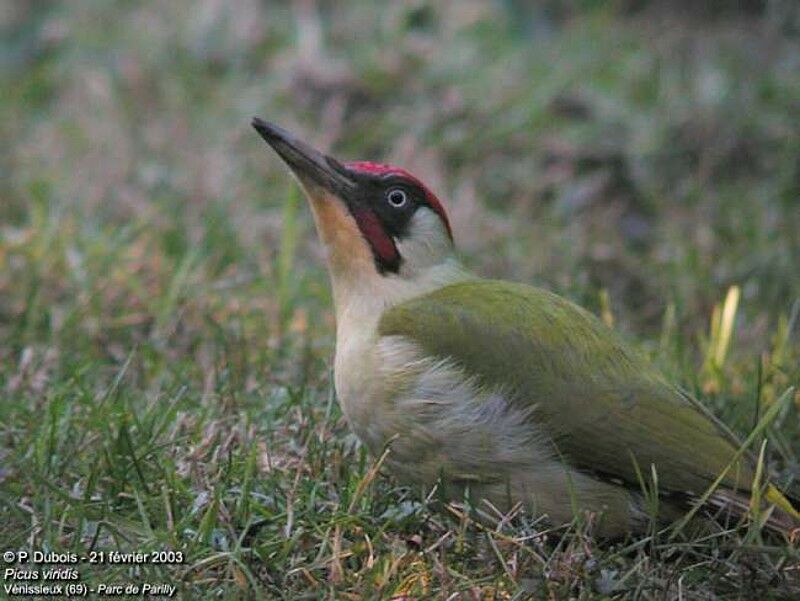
251, 118, 355, 196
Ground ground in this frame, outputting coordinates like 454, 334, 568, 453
2, 1, 800, 599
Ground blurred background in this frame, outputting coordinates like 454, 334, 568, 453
4, 0, 800, 423
4, 0, 799, 342
2, 1, 800, 596
3, 0, 800, 453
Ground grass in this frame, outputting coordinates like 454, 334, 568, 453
2, 1, 800, 598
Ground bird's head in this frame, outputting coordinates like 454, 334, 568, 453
253, 118, 459, 301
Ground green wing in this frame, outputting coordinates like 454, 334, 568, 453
378, 280, 754, 495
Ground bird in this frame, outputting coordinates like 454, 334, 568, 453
251, 117, 799, 538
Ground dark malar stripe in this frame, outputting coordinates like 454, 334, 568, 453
349, 206, 402, 274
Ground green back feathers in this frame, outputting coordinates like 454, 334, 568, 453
378, 280, 755, 496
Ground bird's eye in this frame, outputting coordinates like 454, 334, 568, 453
386, 188, 407, 208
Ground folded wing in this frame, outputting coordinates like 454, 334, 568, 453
378, 280, 755, 496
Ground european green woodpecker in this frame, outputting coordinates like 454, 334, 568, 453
252, 118, 799, 538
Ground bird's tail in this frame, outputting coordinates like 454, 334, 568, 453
765, 484, 800, 538
708, 484, 800, 540
766, 484, 800, 521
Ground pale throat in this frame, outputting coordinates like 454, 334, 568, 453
303, 185, 472, 386
330, 258, 472, 439
305, 188, 467, 324
305, 192, 472, 438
